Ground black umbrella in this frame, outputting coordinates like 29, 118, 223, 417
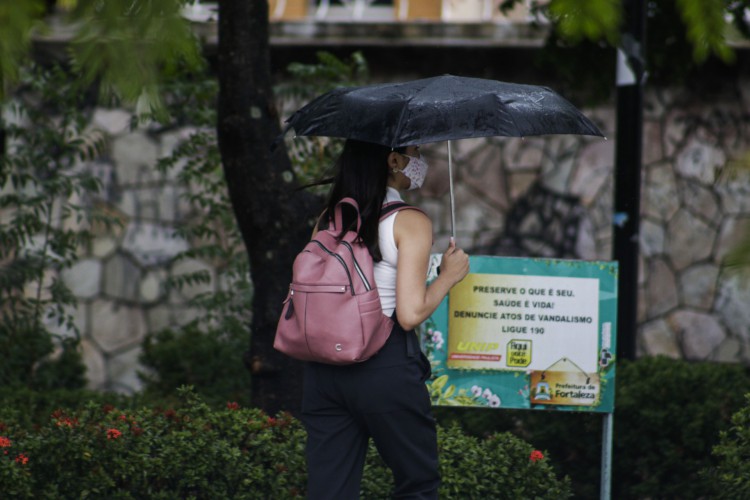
282, 75, 604, 236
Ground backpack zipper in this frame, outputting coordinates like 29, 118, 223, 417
340, 241, 372, 291
311, 240, 355, 295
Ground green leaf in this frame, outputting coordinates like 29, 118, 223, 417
548, 0, 622, 45
0, 0, 45, 99
677, 0, 736, 63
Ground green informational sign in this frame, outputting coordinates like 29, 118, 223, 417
420, 255, 618, 413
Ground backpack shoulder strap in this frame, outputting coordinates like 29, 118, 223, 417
318, 201, 423, 228
380, 201, 425, 221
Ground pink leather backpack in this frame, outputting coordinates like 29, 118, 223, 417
274, 197, 418, 364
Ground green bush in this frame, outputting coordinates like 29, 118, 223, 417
435, 356, 750, 499
139, 324, 252, 407
0, 386, 136, 431
703, 394, 750, 499
0, 387, 571, 498
0, 387, 306, 499
611, 357, 750, 499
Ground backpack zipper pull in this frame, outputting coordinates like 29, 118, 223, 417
284, 288, 295, 320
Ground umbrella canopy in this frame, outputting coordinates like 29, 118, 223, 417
282, 75, 603, 147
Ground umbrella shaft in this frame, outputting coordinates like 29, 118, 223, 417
448, 141, 456, 240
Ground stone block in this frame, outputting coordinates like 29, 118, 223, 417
92, 108, 132, 136
107, 346, 144, 394
460, 141, 510, 210
679, 263, 719, 310
676, 137, 726, 186
639, 218, 665, 257
92, 235, 119, 259
158, 127, 201, 161
642, 120, 663, 166
111, 132, 160, 186
643, 162, 679, 221
89, 200, 128, 238
678, 178, 721, 225
637, 282, 648, 324
663, 108, 689, 158
157, 185, 184, 223
645, 258, 678, 318
715, 168, 750, 215
43, 303, 86, 340
80, 338, 106, 390
575, 216, 597, 260
508, 172, 538, 205
714, 216, 750, 264
88, 160, 118, 202
714, 267, 750, 342
170, 257, 215, 301
666, 209, 715, 270
639, 319, 680, 358
145, 304, 175, 333
115, 189, 137, 219
570, 139, 614, 206
668, 309, 726, 359
90, 299, 148, 353
710, 337, 742, 363
140, 269, 167, 304
103, 253, 142, 301
61, 258, 102, 299
121, 222, 189, 267
540, 144, 578, 194
503, 138, 544, 172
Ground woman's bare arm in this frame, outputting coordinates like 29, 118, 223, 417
393, 210, 469, 331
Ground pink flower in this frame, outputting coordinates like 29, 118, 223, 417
15, 453, 29, 465
106, 428, 122, 440
227, 401, 240, 410
263, 417, 278, 428
55, 417, 78, 428
530, 450, 544, 462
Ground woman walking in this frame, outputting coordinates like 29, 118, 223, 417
302, 139, 469, 499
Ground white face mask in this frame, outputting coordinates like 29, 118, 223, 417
401, 154, 429, 190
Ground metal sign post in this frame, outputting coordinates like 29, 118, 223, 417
601, 413, 614, 500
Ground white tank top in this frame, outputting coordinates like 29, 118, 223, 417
374, 187, 403, 317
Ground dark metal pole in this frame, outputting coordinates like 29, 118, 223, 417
613, 0, 646, 361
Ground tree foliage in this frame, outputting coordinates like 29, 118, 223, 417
0, 0, 44, 97
505, 0, 750, 89
0, 0, 201, 109
0, 65, 110, 390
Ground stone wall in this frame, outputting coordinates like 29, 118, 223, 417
23, 81, 750, 393
44, 110, 214, 393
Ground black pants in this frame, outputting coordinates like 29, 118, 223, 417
302, 321, 439, 500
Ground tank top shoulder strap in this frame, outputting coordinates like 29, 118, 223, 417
380, 201, 425, 221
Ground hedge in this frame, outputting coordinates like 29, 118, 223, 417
0, 387, 571, 498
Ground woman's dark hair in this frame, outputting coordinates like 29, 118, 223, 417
325, 139, 405, 261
